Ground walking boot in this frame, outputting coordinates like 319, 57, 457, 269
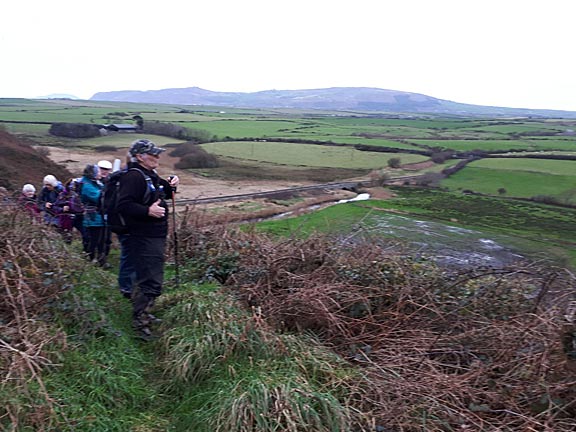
146, 312, 162, 324
132, 292, 156, 341
144, 298, 162, 325
132, 313, 154, 341
98, 254, 111, 269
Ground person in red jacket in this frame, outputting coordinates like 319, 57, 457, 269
117, 139, 179, 340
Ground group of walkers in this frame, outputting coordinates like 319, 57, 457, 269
19, 160, 114, 267
17, 138, 180, 340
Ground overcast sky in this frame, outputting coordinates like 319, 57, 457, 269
2, 0, 575, 111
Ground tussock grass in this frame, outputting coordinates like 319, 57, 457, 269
157, 289, 362, 431
215, 380, 347, 432
158, 290, 265, 382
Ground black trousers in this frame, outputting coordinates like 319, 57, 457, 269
127, 236, 166, 319
73, 214, 87, 251
86, 226, 106, 264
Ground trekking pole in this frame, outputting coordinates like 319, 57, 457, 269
169, 178, 180, 288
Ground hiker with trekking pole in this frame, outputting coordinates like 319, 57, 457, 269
115, 139, 179, 340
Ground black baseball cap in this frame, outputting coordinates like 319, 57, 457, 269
129, 139, 166, 156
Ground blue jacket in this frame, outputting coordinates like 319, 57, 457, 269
80, 177, 104, 227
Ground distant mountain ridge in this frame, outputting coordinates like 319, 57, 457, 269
37, 93, 79, 100
91, 86, 576, 118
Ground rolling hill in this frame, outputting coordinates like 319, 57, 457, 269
91, 86, 576, 118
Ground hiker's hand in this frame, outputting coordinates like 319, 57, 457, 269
46, 202, 52, 209
148, 199, 165, 218
63, 205, 70, 212
168, 175, 179, 190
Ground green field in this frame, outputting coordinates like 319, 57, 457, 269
257, 188, 576, 241
270, 135, 421, 150
2, 98, 576, 145
74, 134, 186, 148
329, 117, 481, 128
255, 188, 576, 267
466, 123, 568, 134
407, 138, 576, 152
2, 123, 52, 134
181, 119, 304, 138
441, 158, 576, 203
201, 141, 428, 169
472, 158, 576, 175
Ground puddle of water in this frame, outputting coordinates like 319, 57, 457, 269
364, 213, 524, 269
252, 195, 529, 269
337, 193, 370, 204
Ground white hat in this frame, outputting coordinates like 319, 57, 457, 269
43, 175, 58, 187
97, 160, 113, 170
22, 183, 36, 193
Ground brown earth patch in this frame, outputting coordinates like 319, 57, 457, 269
401, 160, 435, 171
0, 130, 72, 192
365, 187, 396, 200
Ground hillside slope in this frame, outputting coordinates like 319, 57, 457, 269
91, 86, 576, 118
0, 129, 71, 192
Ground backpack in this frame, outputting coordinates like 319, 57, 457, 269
71, 177, 83, 195
55, 187, 84, 215
100, 168, 152, 234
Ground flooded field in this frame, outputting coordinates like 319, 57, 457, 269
364, 213, 527, 268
